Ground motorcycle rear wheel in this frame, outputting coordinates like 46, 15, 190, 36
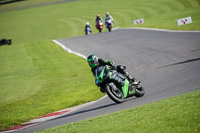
105, 82, 124, 103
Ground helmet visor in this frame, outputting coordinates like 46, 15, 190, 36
88, 58, 98, 67
87, 59, 94, 67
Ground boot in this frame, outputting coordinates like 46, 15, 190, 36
125, 72, 139, 85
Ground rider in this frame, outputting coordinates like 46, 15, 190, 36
87, 54, 138, 92
95, 14, 103, 28
105, 12, 113, 28
85, 22, 92, 35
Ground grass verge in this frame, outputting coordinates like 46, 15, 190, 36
0, 41, 104, 130
38, 90, 200, 133
0, 0, 200, 130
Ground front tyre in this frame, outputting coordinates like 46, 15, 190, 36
105, 83, 124, 103
108, 25, 112, 32
108, 28, 111, 32
134, 83, 145, 97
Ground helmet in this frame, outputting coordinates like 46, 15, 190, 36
86, 22, 89, 25
106, 12, 109, 16
87, 54, 98, 68
97, 14, 100, 18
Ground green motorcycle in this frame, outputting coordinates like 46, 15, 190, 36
95, 65, 145, 103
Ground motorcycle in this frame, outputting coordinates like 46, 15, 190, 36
96, 20, 103, 33
106, 19, 113, 32
95, 65, 145, 103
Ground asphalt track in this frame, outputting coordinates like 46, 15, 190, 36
14, 29, 200, 133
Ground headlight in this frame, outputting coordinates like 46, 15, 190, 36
95, 79, 99, 84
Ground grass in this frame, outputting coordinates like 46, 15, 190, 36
38, 90, 200, 133
0, 40, 104, 130
0, 0, 200, 131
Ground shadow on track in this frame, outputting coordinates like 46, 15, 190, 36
158, 57, 200, 68
190, 49, 200, 52
49, 97, 137, 122
50, 103, 117, 121
0, 0, 27, 5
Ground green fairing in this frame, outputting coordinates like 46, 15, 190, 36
129, 88, 135, 94
109, 71, 112, 79
121, 79, 129, 98
110, 61, 114, 66
106, 65, 110, 70
97, 67, 105, 82
92, 64, 96, 68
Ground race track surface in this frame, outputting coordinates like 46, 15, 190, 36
14, 29, 200, 133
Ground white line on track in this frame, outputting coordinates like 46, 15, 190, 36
127, 27, 200, 32
52, 40, 87, 59
112, 26, 120, 31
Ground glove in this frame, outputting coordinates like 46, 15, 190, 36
111, 65, 116, 70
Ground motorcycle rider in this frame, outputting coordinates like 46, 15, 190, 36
87, 54, 138, 92
85, 22, 92, 35
95, 14, 103, 28
105, 12, 113, 28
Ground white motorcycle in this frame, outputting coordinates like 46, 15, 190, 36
106, 19, 113, 32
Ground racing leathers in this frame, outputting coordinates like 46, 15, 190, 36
91, 58, 114, 76
85, 25, 92, 35
105, 15, 113, 28
95, 17, 103, 27
90, 58, 137, 93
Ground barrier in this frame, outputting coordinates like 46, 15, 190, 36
177, 16, 192, 26
133, 18, 144, 25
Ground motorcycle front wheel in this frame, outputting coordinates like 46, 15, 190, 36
105, 82, 124, 103
108, 26, 112, 32
134, 83, 145, 97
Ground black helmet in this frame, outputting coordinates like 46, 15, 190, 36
87, 54, 98, 68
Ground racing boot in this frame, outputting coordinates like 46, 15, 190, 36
125, 72, 140, 85
116, 65, 140, 85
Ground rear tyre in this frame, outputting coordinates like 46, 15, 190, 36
105, 83, 124, 103
134, 83, 145, 97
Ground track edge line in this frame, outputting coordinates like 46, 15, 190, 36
126, 27, 200, 32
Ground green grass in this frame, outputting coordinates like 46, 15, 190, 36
38, 90, 200, 133
0, 0, 200, 44
0, 0, 200, 131
0, 40, 104, 130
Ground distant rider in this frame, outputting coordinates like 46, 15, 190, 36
105, 12, 113, 28
85, 22, 92, 35
87, 54, 138, 93
95, 14, 103, 28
